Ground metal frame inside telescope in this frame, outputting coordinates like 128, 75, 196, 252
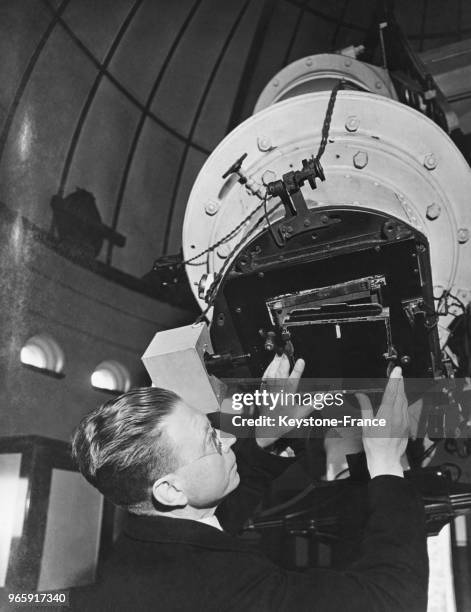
210, 205, 440, 380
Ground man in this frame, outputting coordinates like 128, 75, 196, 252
71, 365, 428, 611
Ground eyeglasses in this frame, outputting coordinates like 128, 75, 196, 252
208, 426, 223, 456
173, 427, 225, 472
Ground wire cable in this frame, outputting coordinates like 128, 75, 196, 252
187, 80, 344, 323
195, 197, 284, 323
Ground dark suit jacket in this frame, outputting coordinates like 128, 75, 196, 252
72, 439, 428, 612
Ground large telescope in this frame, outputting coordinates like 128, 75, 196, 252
145, 34, 471, 392
142, 17, 471, 540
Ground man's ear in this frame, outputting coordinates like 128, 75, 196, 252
152, 475, 188, 507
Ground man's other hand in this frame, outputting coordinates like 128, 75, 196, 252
262, 354, 305, 395
255, 354, 305, 448
356, 367, 410, 479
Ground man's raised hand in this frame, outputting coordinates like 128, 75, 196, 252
262, 353, 305, 395
356, 366, 410, 479
255, 354, 305, 448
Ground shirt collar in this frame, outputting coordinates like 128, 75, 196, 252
196, 514, 223, 531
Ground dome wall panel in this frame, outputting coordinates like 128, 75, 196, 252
193, 0, 264, 151
238, 0, 300, 122
305, 0, 355, 21
393, 0, 426, 39
62, 0, 135, 61
0, 0, 53, 133
164, 146, 208, 254
111, 119, 185, 276
287, 12, 338, 61
0, 27, 97, 228
339, 0, 372, 31
64, 79, 140, 231
108, 0, 197, 104
150, 0, 244, 137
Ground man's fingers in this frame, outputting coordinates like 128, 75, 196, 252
380, 366, 403, 412
289, 358, 305, 380
391, 367, 406, 404
262, 354, 283, 380
262, 354, 304, 382
378, 367, 410, 438
355, 392, 374, 420
278, 354, 291, 378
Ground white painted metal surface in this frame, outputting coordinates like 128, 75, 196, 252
183, 91, 471, 336
254, 54, 396, 112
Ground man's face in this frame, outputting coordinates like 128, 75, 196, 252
163, 400, 240, 508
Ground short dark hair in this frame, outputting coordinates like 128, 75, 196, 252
72, 387, 180, 507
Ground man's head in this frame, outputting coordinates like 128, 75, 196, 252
71, 387, 239, 514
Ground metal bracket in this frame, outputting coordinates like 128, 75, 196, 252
265, 156, 326, 244
402, 297, 427, 326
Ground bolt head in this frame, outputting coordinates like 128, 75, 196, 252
375, 81, 382, 89
205, 199, 219, 215
272, 79, 279, 87
458, 228, 470, 244
423, 154, 437, 170
261, 169, 276, 185
217, 243, 231, 259
345, 116, 360, 132
306, 57, 313, 67
257, 136, 273, 152
353, 150, 368, 169
426, 203, 441, 220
